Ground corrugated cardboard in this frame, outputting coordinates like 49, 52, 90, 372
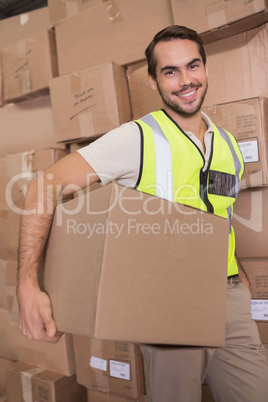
1, 30, 58, 103
203, 24, 268, 107
55, 0, 173, 75
49, 63, 131, 143
171, 0, 268, 43
127, 60, 162, 120
0, 7, 52, 49
0, 358, 13, 394
0, 260, 17, 312
203, 97, 268, 189
44, 182, 229, 346
0, 95, 65, 158
232, 187, 268, 259
73, 336, 145, 398
256, 322, 268, 344
87, 389, 146, 402
7, 362, 87, 402
0, 309, 76, 376
239, 259, 268, 299
0, 148, 66, 260
48, 0, 102, 23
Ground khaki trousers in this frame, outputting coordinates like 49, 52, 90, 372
140, 280, 268, 402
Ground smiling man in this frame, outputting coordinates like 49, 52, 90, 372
17, 26, 268, 402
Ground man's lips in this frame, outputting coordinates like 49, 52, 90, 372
172, 86, 200, 100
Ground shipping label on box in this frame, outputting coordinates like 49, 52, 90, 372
251, 300, 268, 321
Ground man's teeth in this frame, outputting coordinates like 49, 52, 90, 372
179, 89, 196, 98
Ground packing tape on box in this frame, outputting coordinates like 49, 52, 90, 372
65, 1, 79, 17
103, 0, 121, 22
21, 367, 44, 402
206, 4, 227, 30
20, 13, 29, 26
21, 150, 35, 174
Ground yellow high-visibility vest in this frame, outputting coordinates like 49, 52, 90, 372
134, 110, 244, 277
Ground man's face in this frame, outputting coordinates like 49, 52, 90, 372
149, 39, 208, 117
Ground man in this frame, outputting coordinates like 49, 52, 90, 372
17, 26, 268, 401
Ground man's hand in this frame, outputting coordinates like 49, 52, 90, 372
17, 282, 62, 343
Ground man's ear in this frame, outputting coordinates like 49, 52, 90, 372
148, 75, 158, 91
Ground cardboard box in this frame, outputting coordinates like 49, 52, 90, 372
0, 308, 76, 376
48, 0, 102, 23
7, 362, 87, 402
0, 260, 17, 312
0, 95, 65, 158
232, 187, 268, 259
0, 148, 66, 260
55, 0, 173, 75
256, 322, 268, 344
239, 259, 268, 299
127, 60, 162, 120
74, 336, 145, 398
43, 182, 229, 346
1, 29, 58, 103
203, 97, 268, 189
87, 389, 146, 402
0, 358, 14, 394
0, 7, 52, 49
49, 63, 131, 143
171, 0, 268, 43
203, 24, 268, 107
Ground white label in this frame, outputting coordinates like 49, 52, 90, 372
238, 139, 259, 163
251, 299, 268, 320
20, 13, 29, 26
109, 360, 130, 381
90, 356, 107, 372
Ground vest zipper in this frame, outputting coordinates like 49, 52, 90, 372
199, 134, 214, 213
161, 110, 214, 213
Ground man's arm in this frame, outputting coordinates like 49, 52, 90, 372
16, 152, 99, 342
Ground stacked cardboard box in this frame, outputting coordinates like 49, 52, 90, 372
73, 336, 145, 399
6, 361, 87, 402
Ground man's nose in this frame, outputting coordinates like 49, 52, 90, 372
179, 70, 192, 87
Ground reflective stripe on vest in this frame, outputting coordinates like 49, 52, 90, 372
139, 113, 173, 201
217, 126, 242, 199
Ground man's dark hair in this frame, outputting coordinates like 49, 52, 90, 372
145, 25, 207, 79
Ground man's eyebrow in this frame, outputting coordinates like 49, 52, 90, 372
160, 58, 202, 74
187, 57, 202, 67
160, 65, 179, 73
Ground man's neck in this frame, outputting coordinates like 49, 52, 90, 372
164, 108, 207, 148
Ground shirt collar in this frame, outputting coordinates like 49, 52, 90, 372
201, 111, 214, 134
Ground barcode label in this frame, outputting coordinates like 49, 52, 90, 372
238, 139, 259, 163
251, 299, 268, 320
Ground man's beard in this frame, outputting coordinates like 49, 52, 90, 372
157, 81, 208, 117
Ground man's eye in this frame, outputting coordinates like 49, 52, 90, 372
190, 64, 198, 69
165, 70, 175, 75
